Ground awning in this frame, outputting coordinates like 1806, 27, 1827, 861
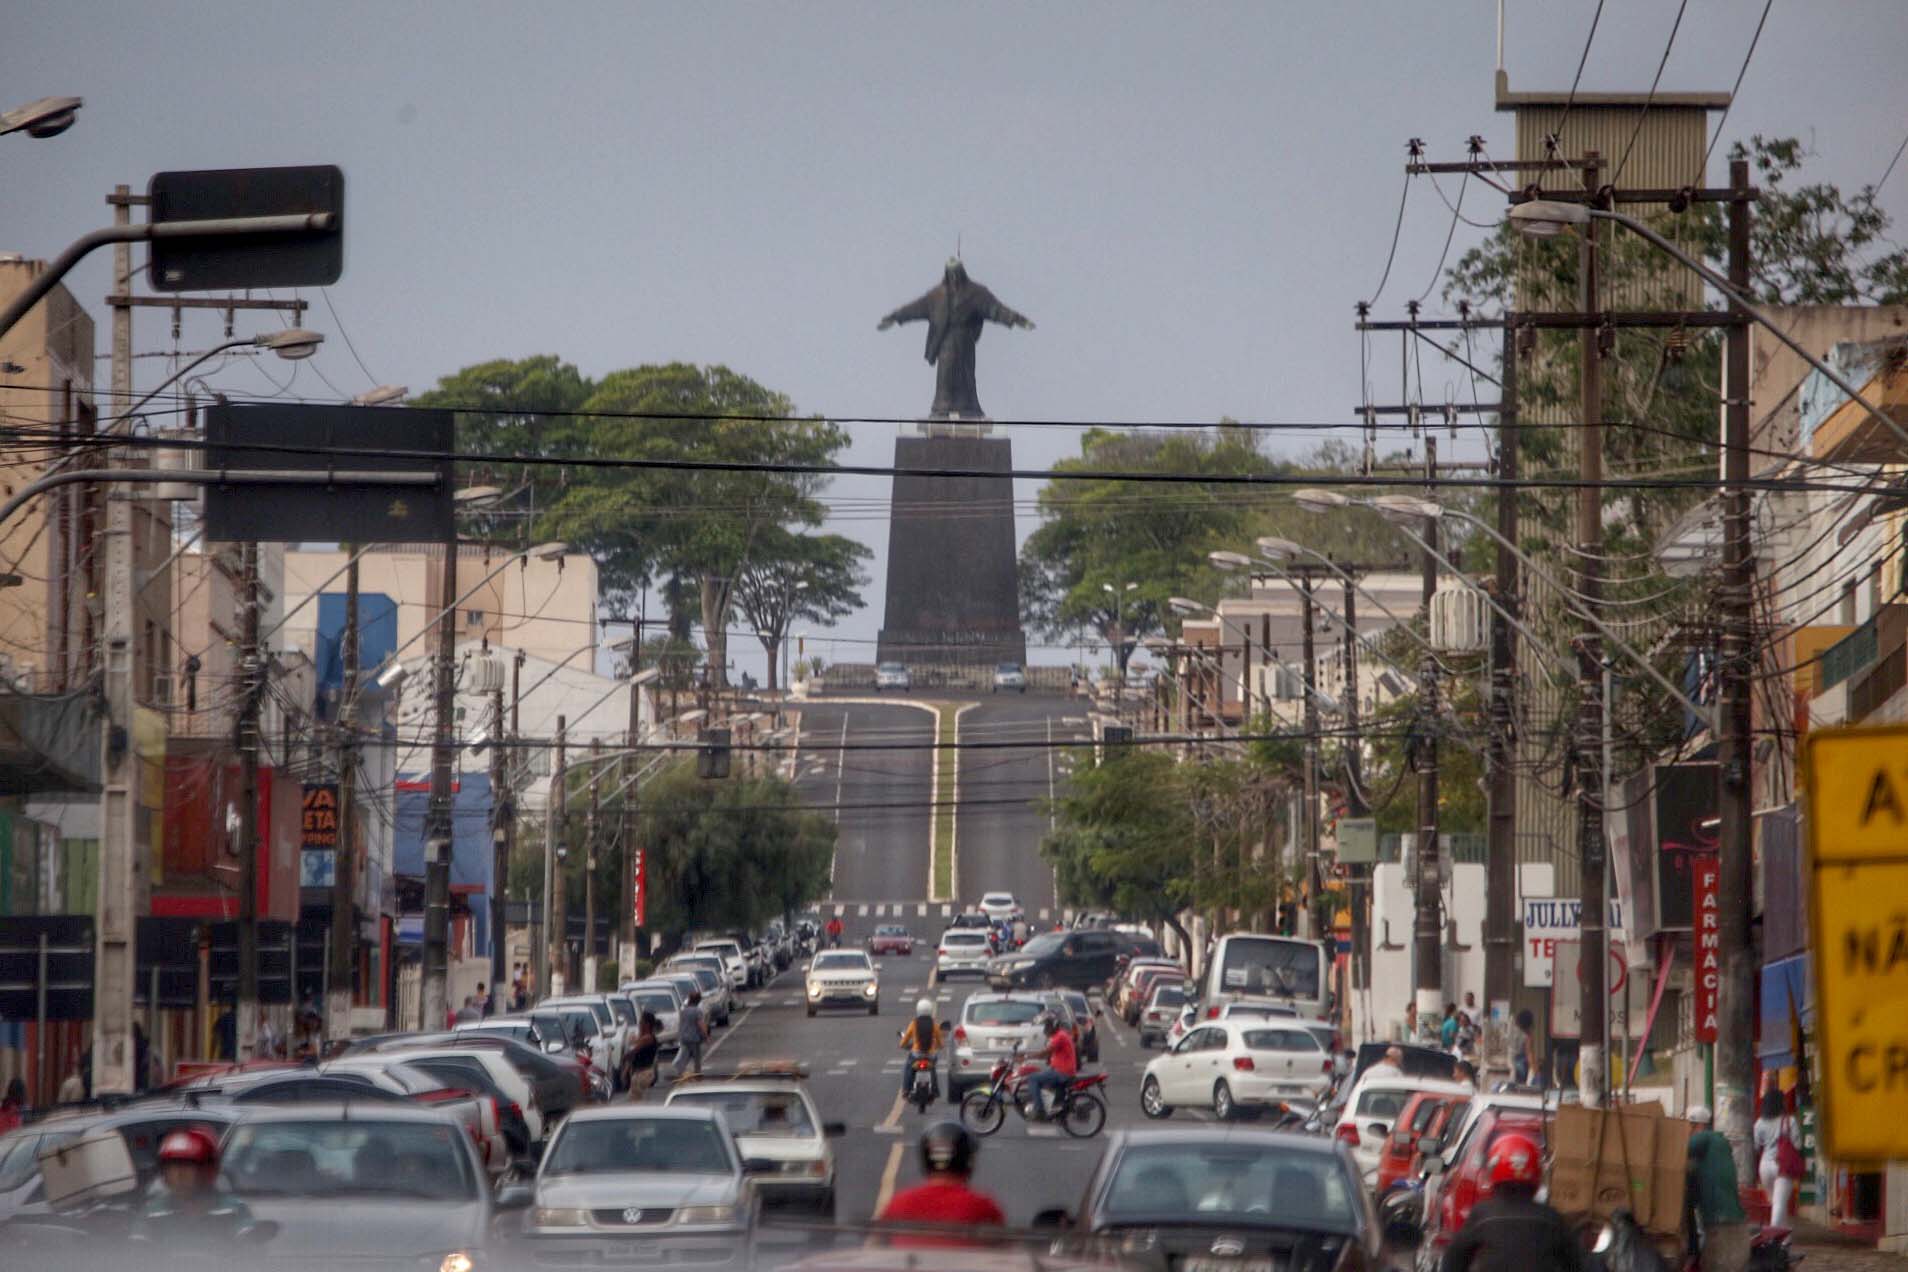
1758, 952, 1810, 1069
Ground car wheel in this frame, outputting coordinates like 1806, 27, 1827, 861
1140, 1075, 1172, 1119
1213, 1080, 1236, 1122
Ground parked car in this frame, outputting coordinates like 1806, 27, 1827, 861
933, 928, 995, 982
948, 993, 1052, 1104
619, 981, 685, 1050
1418, 1109, 1549, 1262
358, 1030, 582, 1137
1374, 1091, 1470, 1197
542, 994, 629, 1077
660, 957, 734, 1024
989, 927, 1125, 992
874, 662, 911, 692
991, 663, 1027, 693
0, 1102, 240, 1229
664, 1071, 846, 1215
692, 939, 752, 992
522, 1104, 755, 1259
1139, 1017, 1336, 1121
1136, 981, 1190, 1048
1059, 989, 1101, 1062
867, 924, 915, 956
1034, 1128, 1383, 1272
804, 949, 880, 1016
1333, 1076, 1473, 1183
1111, 957, 1183, 1016
1120, 965, 1188, 1025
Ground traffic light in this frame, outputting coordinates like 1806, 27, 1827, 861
697, 728, 732, 779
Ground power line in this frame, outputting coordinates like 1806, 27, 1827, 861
1695, 0, 1774, 185
1547, 0, 1608, 155
1611, 0, 1691, 189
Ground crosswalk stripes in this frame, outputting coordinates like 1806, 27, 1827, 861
822, 899, 1077, 921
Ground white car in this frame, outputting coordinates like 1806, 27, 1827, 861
874, 662, 911, 691
932, 928, 995, 981
525, 1104, 757, 1239
991, 663, 1027, 693
1162, 999, 1302, 1050
375, 1043, 549, 1145
665, 1073, 845, 1216
619, 981, 684, 1050
693, 939, 751, 992
978, 892, 1022, 922
543, 994, 628, 1076
1332, 1075, 1474, 1182
804, 949, 880, 1016
658, 960, 733, 1026
948, 993, 1050, 1103
1138, 1018, 1337, 1122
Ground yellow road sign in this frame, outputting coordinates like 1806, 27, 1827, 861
1803, 726, 1908, 1164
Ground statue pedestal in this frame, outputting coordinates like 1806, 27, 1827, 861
876, 429, 1027, 668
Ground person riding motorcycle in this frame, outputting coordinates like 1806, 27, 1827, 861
824, 915, 845, 948
1439, 1133, 1585, 1272
877, 1121, 1006, 1235
1024, 1013, 1077, 1121
898, 997, 945, 1099
130, 1127, 262, 1247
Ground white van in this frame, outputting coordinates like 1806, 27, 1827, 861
1199, 932, 1331, 1021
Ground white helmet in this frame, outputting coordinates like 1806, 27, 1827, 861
915, 997, 934, 1016
1686, 1103, 1713, 1124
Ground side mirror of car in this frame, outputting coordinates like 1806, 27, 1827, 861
822, 1122, 847, 1139
1420, 1153, 1446, 1177
1418, 1136, 1440, 1156
495, 1182, 534, 1210
1031, 1207, 1073, 1231
544, 1041, 565, 1054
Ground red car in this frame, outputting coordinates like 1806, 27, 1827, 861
1375, 1090, 1468, 1195
1424, 1108, 1548, 1253
867, 924, 914, 956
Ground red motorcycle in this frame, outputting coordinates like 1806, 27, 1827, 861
958, 1046, 1107, 1138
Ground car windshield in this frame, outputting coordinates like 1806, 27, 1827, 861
877, 926, 906, 936
1218, 937, 1323, 999
1100, 1143, 1355, 1231
632, 992, 676, 1015
558, 1009, 599, 1038
944, 932, 988, 946
1064, 993, 1090, 1014
1244, 1029, 1319, 1052
1151, 985, 1188, 1007
1021, 933, 1065, 957
967, 1000, 1044, 1026
545, 1118, 734, 1176
813, 953, 870, 971
669, 1090, 815, 1138
0, 1129, 74, 1191
983, 894, 1013, 905
463, 1022, 531, 1042
995, 665, 1020, 674
607, 997, 638, 1024
221, 1120, 478, 1201
879, 663, 904, 673
1355, 1088, 1414, 1119
690, 970, 722, 992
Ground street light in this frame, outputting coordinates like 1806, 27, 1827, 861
351, 384, 409, 406
0, 96, 81, 139
1103, 581, 1139, 719
253, 328, 324, 360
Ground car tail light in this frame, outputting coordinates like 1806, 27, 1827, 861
1233, 1056, 1255, 1071
507, 1101, 523, 1123
1335, 1123, 1361, 1148
1206, 1006, 1220, 1019
953, 1026, 966, 1043
1323, 1058, 1334, 1073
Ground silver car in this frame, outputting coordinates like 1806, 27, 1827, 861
948, 992, 1052, 1103
526, 1104, 756, 1257
661, 958, 734, 1025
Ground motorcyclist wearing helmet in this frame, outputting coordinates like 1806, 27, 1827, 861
898, 997, 945, 1096
877, 1121, 1006, 1234
1439, 1133, 1584, 1272
131, 1127, 261, 1246
1025, 1013, 1077, 1121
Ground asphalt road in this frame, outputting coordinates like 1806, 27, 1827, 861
952, 695, 1092, 918
694, 945, 1192, 1228
791, 701, 936, 909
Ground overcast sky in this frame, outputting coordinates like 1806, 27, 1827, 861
5, 2, 1905, 679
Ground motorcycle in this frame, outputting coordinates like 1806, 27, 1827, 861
907, 1052, 940, 1113
958, 1046, 1108, 1138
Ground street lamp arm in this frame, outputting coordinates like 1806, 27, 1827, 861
1590, 206, 1908, 455
1382, 519, 1578, 683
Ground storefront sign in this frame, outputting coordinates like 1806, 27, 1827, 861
1804, 726, 1908, 1163
1522, 896, 1626, 987
1693, 855, 1720, 1044
631, 848, 646, 930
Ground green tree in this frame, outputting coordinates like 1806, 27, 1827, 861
1043, 748, 1199, 950
729, 528, 872, 690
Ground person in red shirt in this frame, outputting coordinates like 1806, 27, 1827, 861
878, 1122, 1006, 1236
1025, 1014, 1077, 1121
824, 915, 845, 948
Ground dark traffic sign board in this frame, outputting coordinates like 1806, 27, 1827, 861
202, 402, 453, 543
147, 165, 344, 291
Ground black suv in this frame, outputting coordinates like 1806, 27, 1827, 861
986, 928, 1124, 991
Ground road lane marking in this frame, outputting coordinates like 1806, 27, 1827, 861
858, 905, 870, 917
702, 1002, 756, 1060
917, 903, 927, 917
873, 1142, 905, 1213
839, 1058, 858, 1066
875, 1090, 906, 1132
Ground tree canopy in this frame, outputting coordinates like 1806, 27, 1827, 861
729, 528, 872, 690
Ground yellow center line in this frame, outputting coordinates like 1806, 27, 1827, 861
876, 1088, 907, 1132
873, 1141, 906, 1215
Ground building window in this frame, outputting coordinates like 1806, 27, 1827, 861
465, 609, 484, 628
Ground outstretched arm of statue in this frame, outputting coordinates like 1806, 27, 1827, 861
877, 292, 935, 330
985, 297, 1035, 330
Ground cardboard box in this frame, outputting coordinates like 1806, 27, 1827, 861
38, 1130, 139, 1209
1548, 1102, 1690, 1236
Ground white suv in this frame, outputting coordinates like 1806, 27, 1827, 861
933, 928, 995, 982
805, 949, 880, 1016
979, 892, 1022, 922
694, 939, 750, 991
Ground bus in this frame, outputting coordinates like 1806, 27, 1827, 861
1198, 932, 1332, 1021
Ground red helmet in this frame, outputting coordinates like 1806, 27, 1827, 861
157, 1127, 220, 1165
1485, 1132, 1542, 1189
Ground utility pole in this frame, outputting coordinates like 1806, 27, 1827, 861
93, 184, 138, 1095
1341, 577, 1369, 994
544, 715, 568, 995
421, 542, 457, 1032
326, 546, 360, 1041
619, 653, 642, 976
236, 541, 262, 1058
488, 680, 509, 994
1413, 432, 1443, 1033
1576, 154, 1609, 1107
1484, 320, 1521, 1075
1715, 155, 1756, 1170
1298, 576, 1321, 940
584, 737, 600, 993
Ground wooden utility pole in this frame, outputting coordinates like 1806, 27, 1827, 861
326, 547, 360, 1041
1484, 322, 1521, 1073
1576, 154, 1608, 1106
584, 738, 601, 992
1413, 432, 1443, 1033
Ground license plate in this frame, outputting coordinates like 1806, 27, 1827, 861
1182, 1259, 1273, 1272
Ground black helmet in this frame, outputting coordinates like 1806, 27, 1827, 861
919, 1121, 977, 1177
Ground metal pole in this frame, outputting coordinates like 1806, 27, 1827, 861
584, 738, 600, 992
1485, 320, 1521, 1076
1576, 154, 1608, 1106
489, 685, 509, 994
1342, 578, 1369, 995
1298, 577, 1321, 940
1414, 433, 1444, 1033
36, 934, 48, 1102
237, 542, 262, 1060
92, 183, 138, 1096
1716, 156, 1757, 1171
421, 542, 457, 1031
544, 717, 568, 995
326, 548, 359, 1042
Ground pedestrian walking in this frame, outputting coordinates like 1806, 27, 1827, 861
672, 992, 708, 1079
1686, 1104, 1751, 1272
623, 1012, 661, 1099
1439, 1003, 1460, 1051
1753, 1089, 1802, 1230
1512, 1009, 1539, 1086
